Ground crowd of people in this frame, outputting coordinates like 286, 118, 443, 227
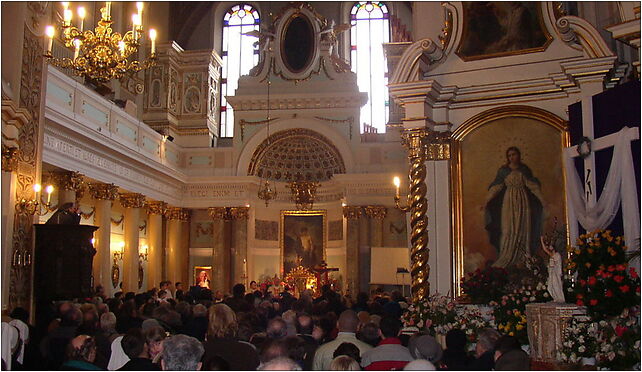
1, 282, 530, 371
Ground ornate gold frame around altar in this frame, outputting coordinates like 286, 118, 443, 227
280, 210, 326, 275
450, 106, 570, 297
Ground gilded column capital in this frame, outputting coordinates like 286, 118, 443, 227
1, 145, 19, 172
147, 201, 167, 215
425, 130, 452, 160
208, 207, 249, 220
364, 205, 387, 219
342, 206, 363, 219
208, 207, 227, 220
229, 207, 249, 220
166, 207, 190, 221
50, 171, 85, 191
88, 183, 119, 201
401, 127, 430, 160
119, 193, 146, 209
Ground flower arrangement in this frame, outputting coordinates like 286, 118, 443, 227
567, 230, 641, 319
401, 294, 494, 343
489, 282, 549, 345
461, 266, 510, 304
558, 316, 598, 365
594, 307, 641, 370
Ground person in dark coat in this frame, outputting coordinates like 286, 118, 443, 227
117, 329, 159, 370
469, 328, 501, 370
60, 335, 103, 371
45, 202, 81, 224
441, 329, 474, 370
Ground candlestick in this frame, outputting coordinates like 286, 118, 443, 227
78, 6, 85, 32
73, 39, 81, 60
393, 176, 400, 198
149, 29, 156, 55
45, 26, 55, 54
106, 2, 111, 18
45, 185, 54, 204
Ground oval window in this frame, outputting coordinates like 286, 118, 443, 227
282, 14, 314, 73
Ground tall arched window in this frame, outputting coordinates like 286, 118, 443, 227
220, 4, 260, 138
350, 2, 390, 134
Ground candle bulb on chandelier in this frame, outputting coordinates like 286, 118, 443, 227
149, 29, 157, 55
73, 39, 81, 60
45, 26, 55, 54
105, 2, 111, 18
45, 185, 54, 204
63, 8, 72, 27
136, 2, 144, 20
119, 41, 126, 56
393, 176, 401, 199
77, 6, 86, 33
132, 14, 140, 39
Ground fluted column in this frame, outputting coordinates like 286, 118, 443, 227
364, 206, 387, 292
343, 206, 363, 297
1, 148, 18, 312
88, 183, 119, 296
120, 193, 146, 293
166, 207, 190, 288
146, 201, 166, 291
231, 208, 249, 287
51, 171, 85, 205
209, 208, 228, 293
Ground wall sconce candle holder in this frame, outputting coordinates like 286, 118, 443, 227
111, 241, 125, 288
392, 176, 411, 212
15, 183, 56, 216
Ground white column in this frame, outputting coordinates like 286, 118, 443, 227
120, 193, 145, 293
89, 183, 119, 297
146, 201, 166, 291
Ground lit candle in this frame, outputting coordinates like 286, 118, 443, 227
64, 9, 72, 27
105, 2, 111, 17
136, 2, 143, 22
393, 176, 400, 198
73, 39, 81, 60
45, 185, 54, 204
132, 14, 140, 39
119, 40, 126, 56
77, 6, 86, 32
149, 28, 156, 55
45, 26, 55, 54
33, 184, 42, 202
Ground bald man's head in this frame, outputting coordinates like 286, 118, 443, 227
337, 310, 359, 333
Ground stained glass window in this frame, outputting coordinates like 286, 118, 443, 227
350, 2, 390, 134
220, 4, 260, 138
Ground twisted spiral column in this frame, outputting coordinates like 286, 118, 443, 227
402, 128, 430, 303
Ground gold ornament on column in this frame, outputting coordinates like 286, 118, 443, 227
146, 201, 167, 216
165, 207, 190, 221
119, 193, 146, 209
399, 128, 430, 303
342, 206, 363, 219
88, 182, 119, 201
364, 206, 387, 219
50, 170, 86, 201
287, 180, 321, 210
1, 145, 19, 172
207, 207, 249, 220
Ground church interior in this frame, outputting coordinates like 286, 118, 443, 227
1, 1, 640, 370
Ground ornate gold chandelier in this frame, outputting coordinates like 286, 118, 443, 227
44, 2, 157, 83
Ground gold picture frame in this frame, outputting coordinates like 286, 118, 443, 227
451, 106, 569, 296
193, 266, 212, 288
280, 210, 327, 276
455, 2, 553, 61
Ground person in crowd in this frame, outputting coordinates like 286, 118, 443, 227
333, 342, 362, 364
143, 325, 166, 366
494, 335, 530, 370
60, 335, 102, 370
225, 283, 252, 312
357, 322, 381, 347
266, 317, 289, 340
295, 313, 319, 370
260, 338, 290, 364
352, 292, 370, 313
116, 301, 143, 334
408, 334, 443, 366
118, 328, 159, 370
93, 312, 119, 369
8, 307, 30, 370
312, 310, 372, 370
107, 335, 129, 370
470, 328, 501, 370
159, 281, 173, 299
45, 202, 80, 224
360, 316, 413, 370
160, 335, 204, 371
330, 355, 361, 370
2, 322, 20, 371
174, 282, 184, 300
182, 303, 208, 341
258, 356, 302, 371
202, 303, 260, 370
281, 310, 298, 337
40, 304, 82, 369
441, 329, 474, 370
403, 359, 437, 370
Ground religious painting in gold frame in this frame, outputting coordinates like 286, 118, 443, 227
451, 106, 569, 296
193, 266, 212, 288
456, 2, 552, 61
280, 210, 326, 276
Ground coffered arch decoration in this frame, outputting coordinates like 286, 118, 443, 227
248, 128, 346, 182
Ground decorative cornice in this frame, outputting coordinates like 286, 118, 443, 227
88, 182, 119, 201
146, 201, 167, 215
208, 207, 227, 220
119, 193, 146, 209
165, 206, 190, 221
364, 206, 387, 219
51, 170, 85, 191
342, 206, 363, 219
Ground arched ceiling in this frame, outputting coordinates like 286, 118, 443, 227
248, 128, 346, 182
